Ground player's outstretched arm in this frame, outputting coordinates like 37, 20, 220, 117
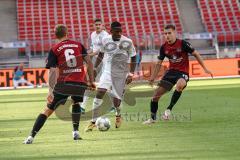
192, 51, 213, 78
149, 60, 163, 86
83, 55, 96, 89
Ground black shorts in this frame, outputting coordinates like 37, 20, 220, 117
158, 70, 189, 91
47, 82, 87, 110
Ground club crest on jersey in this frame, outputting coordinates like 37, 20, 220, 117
177, 48, 181, 52
104, 42, 118, 52
119, 40, 131, 51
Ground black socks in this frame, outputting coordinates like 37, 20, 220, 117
72, 103, 81, 131
30, 114, 47, 137
150, 100, 158, 120
167, 90, 182, 111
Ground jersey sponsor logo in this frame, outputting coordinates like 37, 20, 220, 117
169, 55, 183, 63
104, 42, 118, 52
104, 40, 132, 52
119, 40, 132, 51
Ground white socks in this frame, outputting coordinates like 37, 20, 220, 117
80, 96, 89, 109
92, 98, 103, 122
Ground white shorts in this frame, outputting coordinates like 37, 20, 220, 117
98, 72, 126, 100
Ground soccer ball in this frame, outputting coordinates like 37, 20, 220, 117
96, 117, 111, 131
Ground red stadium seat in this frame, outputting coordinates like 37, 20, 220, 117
17, 0, 184, 52
198, 0, 240, 43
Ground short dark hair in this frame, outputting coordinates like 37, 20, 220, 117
111, 21, 122, 29
164, 24, 176, 30
94, 18, 102, 23
54, 24, 68, 39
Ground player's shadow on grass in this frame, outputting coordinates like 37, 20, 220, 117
54, 86, 155, 122
55, 90, 112, 122
54, 87, 158, 122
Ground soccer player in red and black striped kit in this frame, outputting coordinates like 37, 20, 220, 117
144, 24, 213, 124
23, 24, 95, 144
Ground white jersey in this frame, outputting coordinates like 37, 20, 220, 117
90, 30, 109, 53
100, 35, 136, 77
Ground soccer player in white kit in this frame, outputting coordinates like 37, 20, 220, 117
88, 19, 109, 57
80, 19, 109, 113
85, 21, 137, 131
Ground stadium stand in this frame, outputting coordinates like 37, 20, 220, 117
17, 0, 183, 52
197, 0, 240, 44
2, 0, 237, 58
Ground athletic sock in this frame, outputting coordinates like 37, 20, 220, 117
72, 103, 81, 131
92, 98, 103, 122
150, 100, 158, 120
167, 90, 182, 111
115, 106, 121, 116
30, 114, 47, 137
80, 96, 89, 109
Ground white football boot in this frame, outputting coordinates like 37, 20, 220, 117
142, 118, 157, 125
162, 109, 171, 120
23, 136, 34, 144
72, 131, 82, 140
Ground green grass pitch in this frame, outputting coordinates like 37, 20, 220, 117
0, 78, 240, 160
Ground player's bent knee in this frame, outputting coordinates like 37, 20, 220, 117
176, 79, 187, 91
176, 84, 185, 91
152, 94, 163, 102
42, 107, 54, 117
152, 97, 159, 102
152, 95, 161, 102
176, 87, 183, 92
